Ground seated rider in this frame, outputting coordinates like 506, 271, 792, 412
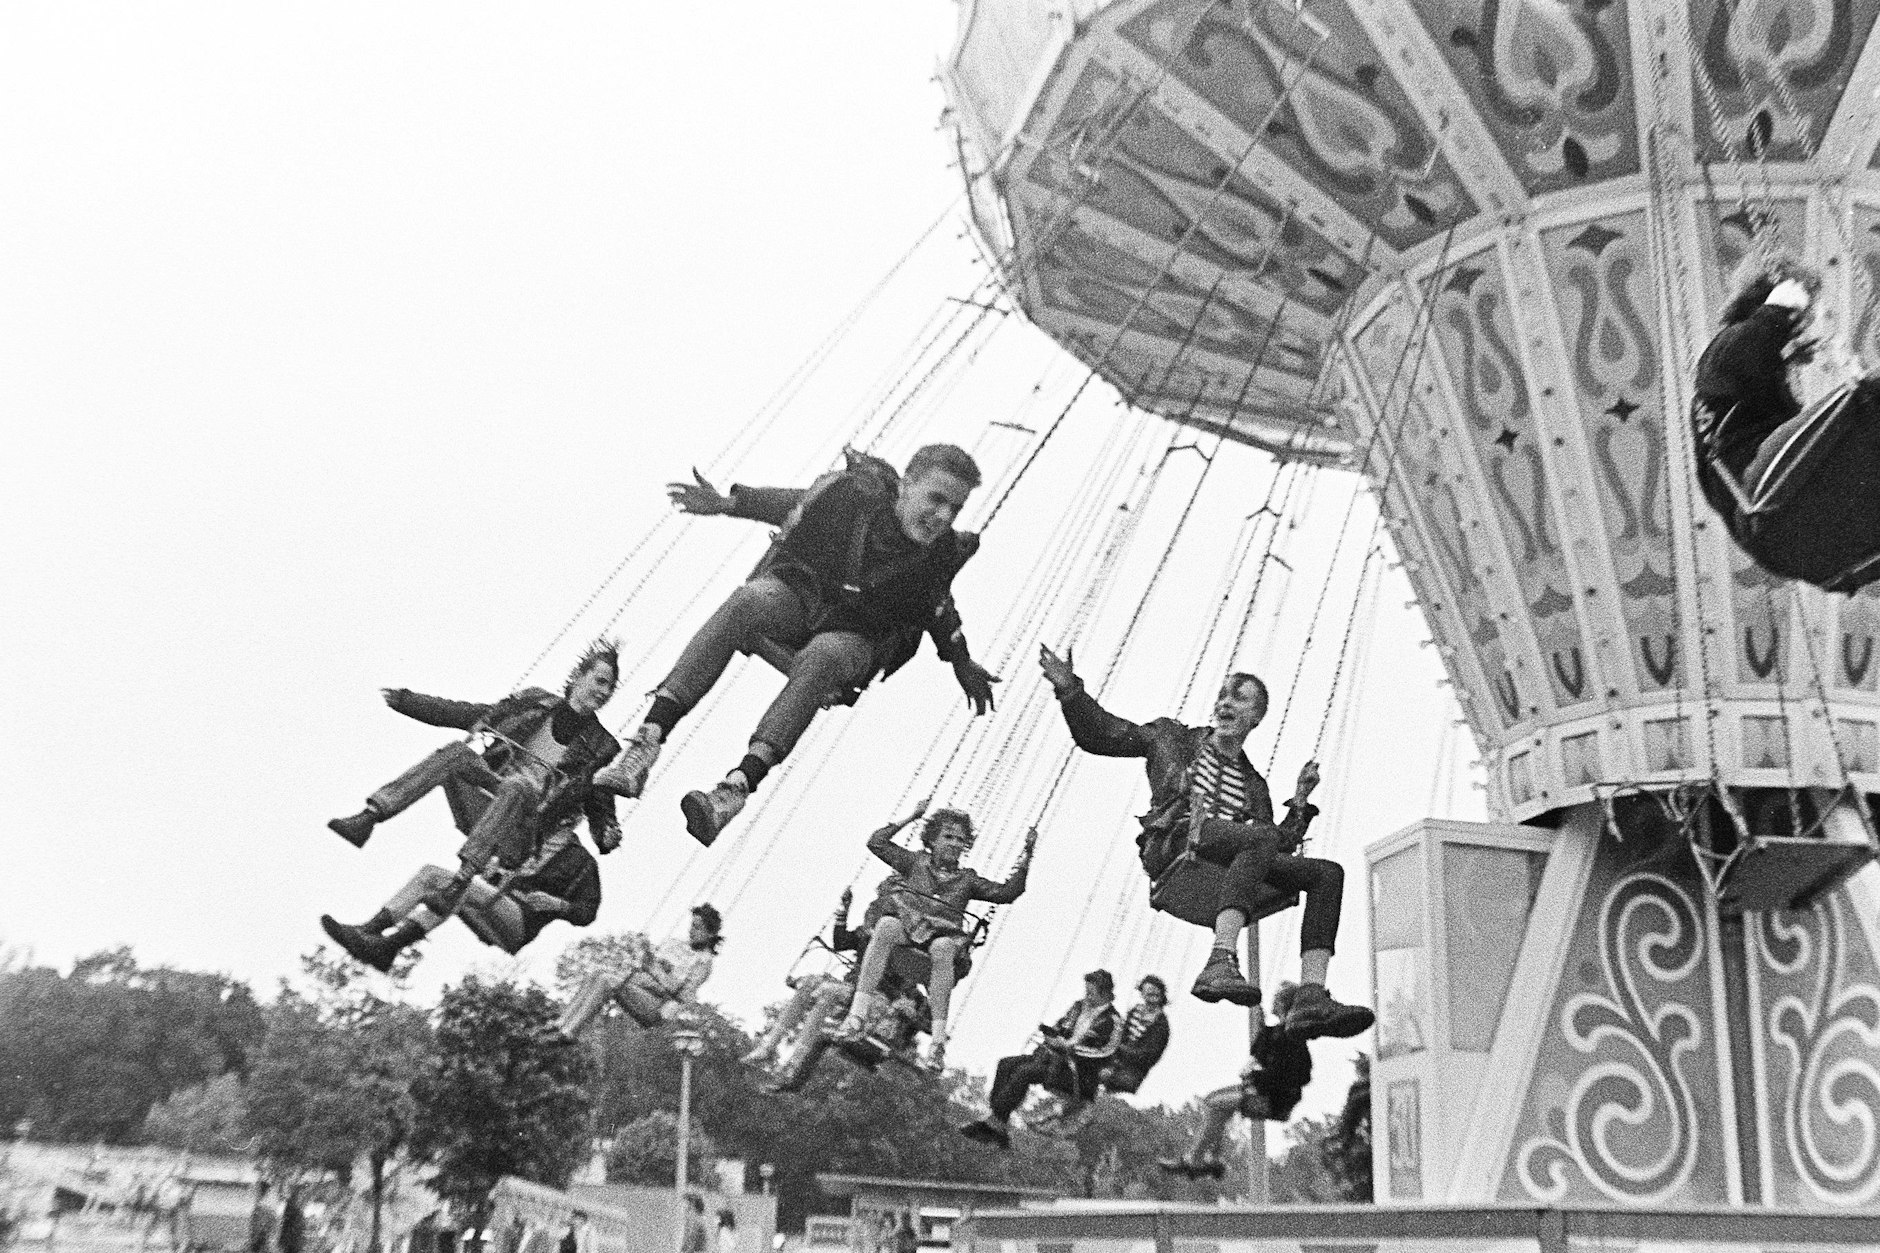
1690, 253, 1880, 590
1102, 974, 1170, 1093
836, 802, 1034, 1071
1157, 983, 1312, 1179
556, 905, 724, 1038
1032, 973, 1170, 1134
752, 881, 935, 1093
326, 642, 623, 868
1040, 644, 1371, 1041
960, 969, 1122, 1150
320, 817, 601, 972
593, 447, 1000, 845
741, 885, 867, 1067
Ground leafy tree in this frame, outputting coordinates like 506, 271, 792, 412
244, 949, 433, 1253
140, 1073, 253, 1155
570, 998, 1075, 1229
0, 947, 264, 1142
1326, 1053, 1372, 1201
603, 1111, 716, 1186
409, 976, 594, 1220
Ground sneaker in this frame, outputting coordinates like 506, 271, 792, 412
1282, 983, 1376, 1041
680, 776, 748, 846
959, 1118, 1010, 1150
594, 725, 663, 798
1191, 950, 1262, 1007
320, 915, 395, 974
739, 1044, 775, 1066
327, 810, 377, 848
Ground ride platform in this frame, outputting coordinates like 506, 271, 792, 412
955, 1201, 1880, 1253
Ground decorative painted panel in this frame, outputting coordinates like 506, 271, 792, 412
1854, 206, 1880, 361
1117, 0, 1479, 250
1536, 211, 1683, 697
1751, 893, 1880, 1206
1022, 61, 1369, 318
1353, 302, 1518, 732
1497, 821, 1732, 1204
1424, 255, 1591, 713
1373, 845, 1431, 1060
1403, 0, 1641, 193
1686, 0, 1880, 164
1018, 210, 1323, 383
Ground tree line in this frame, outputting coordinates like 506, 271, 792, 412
0, 943, 1369, 1236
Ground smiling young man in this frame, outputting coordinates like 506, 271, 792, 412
1038, 644, 1371, 1042
597, 445, 999, 845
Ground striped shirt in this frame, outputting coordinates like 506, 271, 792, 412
1190, 740, 1254, 823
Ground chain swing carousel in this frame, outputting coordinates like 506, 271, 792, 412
942, 0, 1880, 1220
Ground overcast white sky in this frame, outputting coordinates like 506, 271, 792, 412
1, 3, 1481, 1139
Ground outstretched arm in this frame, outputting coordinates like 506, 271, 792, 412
1039, 645, 1153, 757
973, 828, 1036, 904
667, 468, 807, 527
381, 688, 491, 731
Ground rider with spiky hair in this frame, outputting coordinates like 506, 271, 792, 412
326, 639, 625, 866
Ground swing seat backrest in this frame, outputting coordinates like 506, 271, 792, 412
459, 908, 524, 955
1149, 851, 1297, 928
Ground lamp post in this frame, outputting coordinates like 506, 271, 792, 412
672, 1025, 705, 1253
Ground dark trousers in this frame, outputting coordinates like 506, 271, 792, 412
989, 1049, 1099, 1120
1196, 818, 1344, 953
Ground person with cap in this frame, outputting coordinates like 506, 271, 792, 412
960, 969, 1121, 1150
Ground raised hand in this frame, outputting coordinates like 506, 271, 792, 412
954, 657, 1001, 715
1292, 759, 1322, 805
1038, 643, 1077, 692
666, 468, 734, 516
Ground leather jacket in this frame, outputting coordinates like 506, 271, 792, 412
1052, 680, 1315, 877
727, 456, 978, 682
385, 686, 620, 845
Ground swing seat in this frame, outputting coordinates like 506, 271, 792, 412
1711, 379, 1880, 591
1715, 792, 1878, 912
885, 944, 975, 988
1149, 851, 1297, 928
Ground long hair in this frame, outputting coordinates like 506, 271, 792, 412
1718, 251, 1822, 326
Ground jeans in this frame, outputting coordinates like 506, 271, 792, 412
658, 575, 875, 757
385, 865, 526, 951
1195, 818, 1344, 953
368, 741, 542, 869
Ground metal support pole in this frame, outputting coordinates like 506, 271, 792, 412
673, 1027, 704, 1253
1245, 922, 1269, 1203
